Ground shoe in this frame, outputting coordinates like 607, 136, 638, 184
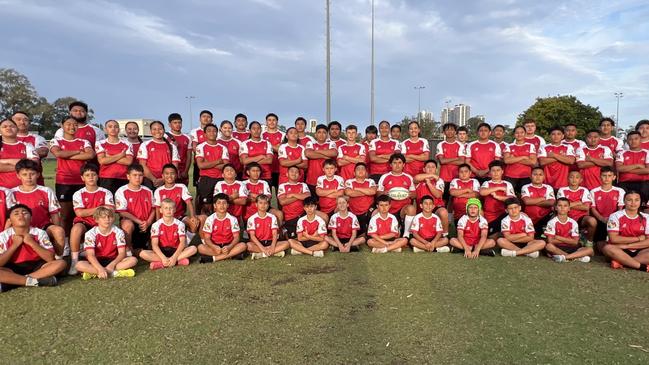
149, 261, 165, 270
436, 246, 450, 253
393, 248, 402, 253
577, 256, 591, 263
610, 260, 624, 269
68, 265, 78, 276
251, 252, 267, 260
199, 255, 214, 264
412, 246, 425, 253
553, 255, 566, 263
480, 249, 496, 257
273, 251, 285, 258
290, 249, 302, 256
372, 247, 388, 254
525, 251, 539, 258
37, 276, 58, 287
177, 258, 190, 266
313, 250, 324, 258
82, 272, 97, 280
500, 249, 516, 257
114, 269, 136, 278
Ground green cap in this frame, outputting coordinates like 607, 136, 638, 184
466, 198, 482, 211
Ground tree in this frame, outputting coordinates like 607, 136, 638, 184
465, 117, 484, 138
398, 115, 441, 141
517, 95, 603, 139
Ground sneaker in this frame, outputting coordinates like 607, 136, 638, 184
37, 276, 58, 287
480, 249, 496, 257
393, 248, 402, 253
199, 255, 215, 264
82, 272, 97, 281
412, 246, 425, 253
313, 250, 324, 258
68, 265, 78, 276
500, 249, 516, 257
525, 251, 540, 259
251, 252, 267, 260
436, 246, 451, 253
372, 247, 388, 254
149, 261, 165, 270
553, 255, 566, 263
610, 260, 624, 269
273, 251, 285, 258
177, 258, 190, 266
290, 249, 302, 256
576, 256, 591, 263
114, 269, 136, 278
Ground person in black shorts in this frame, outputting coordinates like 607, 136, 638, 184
325, 196, 366, 252
245, 195, 290, 259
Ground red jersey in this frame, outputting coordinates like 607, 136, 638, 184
305, 140, 336, 186
232, 130, 251, 143
410, 212, 443, 240
544, 216, 579, 240
556, 186, 592, 221
599, 136, 623, 154
114, 185, 153, 222
316, 175, 344, 214
278, 143, 307, 183
369, 138, 400, 176
217, 138, 242, 174
0, 187, 8, 227
0, 141, 38, 188
243, 179, 272, 220
642, 140, 649, 150
17, 133, 47, 151
55, 124, 104, 148
95, 139, 134, 180
503, 142, 536, 179
329, 139, 346, 149
195, 142, 229, 179
129, 141, 142, 158
214, 180, 248, 218
344, 178, 377, 216
456, 215, 488, 246
435, 140, 465, 181
575, 146, 613, 189
590, 186, 625, 219
261, 130, 285, 173
0, 227, 52, 264
538, 144, 575, 189
449, 178, 480, 220
607, 211, 649, 243
377, 172, 415, 214
562, 139, 586, 153
202, 213, 240, 245
167, 132, 191, 177
465, 140, 502, 173
277, 182, 310, 221
616, 150, 649, 182
137, 140, 181, 179
481, 180, 515, 222
524, 135, 545, 152
83, 226, 126, 260
240, 139, 273, 179
190, 128, 206, 147
150, 218, 186, 249
367, 213, 400, 236
153, 184, 192, 219
415, 178, 445, 208
296, 216, 327, 237
501, 213, 535, 235
298, 135, 315, 147
400, 138, 430, 177
246, 212, 278, 241
337, 143, 366, 180
328, 212, 360, 239
72, 187, 114, 226
50, 138, 92, 185
7, 186, 60, 229
521, 183, 555, 224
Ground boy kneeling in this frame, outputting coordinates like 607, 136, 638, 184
198, 193, 247, 263
288, 197, 329, 257
246, 194, 289, 259
497, 198, 546, 258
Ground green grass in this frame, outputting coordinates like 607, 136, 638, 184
2, 160, 645, 364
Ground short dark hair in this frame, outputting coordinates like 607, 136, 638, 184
379, 120, 390, 128
531, 166, 544, 173
600, 166, 615, 175
523, 119, 536, 125
477, 122, 491, 131
391, 125, 401, 132
246, 162, 262, 172
585, 129, 600, 135
389, 153, 406, 164
424, 159, 437, 167
442, 123, 458, 131
555, 197, 570, 206
328, 121, 342, 130
294, 117, 307, 125
234, 113, 247, 121
162, 163, 178, 172
376, 195, 391, 204
355, 162, 367, 170
316, 124, 328, 132
203, 123, 218, 133
220, 120, 233, 128
627, 131, 641, 139
80, 163, 99, 175
168, 113, 182, 122
8, 204, 32, 216
214, 193, 230, 203
457, 126, 468, 133
565, 123, 577, 129
504, 197, 521, 208
600, 117, 615, 126
199, 110, 213, 118
548, 126, 564, 134
323, 159, 337, 168
345, 124, 357, 132
68, 101, 88, 112
635, 119, 649, 131
127, 163, 144, 174
488, 160, 505, 170
265, 113, 279, 121
365, 125, 378, 134
15, 159, 39, 173
222, 163, 236, 172
458, 163, 471, 170
493, 124, 505, 131
420, 195, 434, 204
303, 196, 318, 207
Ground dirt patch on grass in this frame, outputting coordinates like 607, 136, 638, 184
272, 276, 298, 286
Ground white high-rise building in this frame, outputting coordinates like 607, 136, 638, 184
440, 104, 471, 126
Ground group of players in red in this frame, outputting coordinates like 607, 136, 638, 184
1, 101, 649, 290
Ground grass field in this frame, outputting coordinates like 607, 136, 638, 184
1, 161, 648, 364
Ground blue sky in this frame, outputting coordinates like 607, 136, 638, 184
1, 0, 647, 132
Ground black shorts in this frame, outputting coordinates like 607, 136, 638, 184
95, 257, 115, 267
370, 174, 382, 184
259, 240, 273, 247
5, 260, 46, 276
73, 221, 94, 231
131, 227, 151, 250
284, 217, 299, 239
192, 160, 200, 187
554, 244, 580, 254
307, 184, 317, 198
55, 183, 84, 202
197, 176, 221, 205
99, 178, 128, 194
432, 206, 445, 214
595, 221, 608, 242
338, 237, 351, 244
623, 249, 640, 258
356, 211, 371, 234
271, 172, 280, 191
300, 240, 321, 248
159, 246, 178, 257
442, 183, 451, 205
488, 214, 508, 236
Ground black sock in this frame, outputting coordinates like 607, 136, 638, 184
639, 264, 647, 272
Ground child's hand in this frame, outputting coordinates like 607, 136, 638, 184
12, 235, 24, 247
464, 248, 471, 258
469, 250, 480, 259
139, 221, 149, 232
168, 256, 177, 267
23, 235, 38, 247
264, 247, 274, 257
97, 268, 109, 279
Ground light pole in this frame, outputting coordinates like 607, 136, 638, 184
370, 0, 375, 125
185, 96, 196, 131
326, 0, 331, 125
614, 92, 623, 126
414, 86, 425, 122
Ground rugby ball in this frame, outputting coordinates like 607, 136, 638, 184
388, 187, 410, 201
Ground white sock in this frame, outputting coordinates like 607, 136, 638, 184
55, 255, 63, 260
111, 271, 119, 278
126, 250, 133, 257
25, 276, 38, 287
402, 215, 415, 237
71, 252, 79, 261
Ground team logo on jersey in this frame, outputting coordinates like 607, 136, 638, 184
607, 220, 618, 230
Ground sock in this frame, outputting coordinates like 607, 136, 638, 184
639, 264, 648, 272
126, 250, 133, 257
55, 254, 63, 260
402, 215, 415, 237
71, 252, 79, 261
25, 276, 38, 287
212, 256, 217, 262
111, 271, 119, 278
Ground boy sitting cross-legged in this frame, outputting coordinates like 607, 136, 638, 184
246, 194, 289, 260
139, 198, 197, 270
326, 196, 366, 252
497, 198, 546, 258
450, 198, 496, 258
545, 198, 593, 263
367, 195, 409, 253
198, 193, 247, 263
75, 206, 137, 280
409, 195, 450, 253
115, 164, 155, 255
288, 197, 329, 257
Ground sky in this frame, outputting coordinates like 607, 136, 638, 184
1, 0, 647, 132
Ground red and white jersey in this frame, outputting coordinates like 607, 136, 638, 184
55, 124, 104, 148
129, 140, 142, 157
305, 140, 336, 186
0, 187, 8, 227
562, 139, 586, 152
0, 141, 38, 188
278, 143, 307, 183
501, 213, 535, 235
344, 178, 377, 216
114, 185, 153, 222
415, 178, 445, 208
243, 179, 272, 220
337, 143, 366, 180
557, 186, 592, 221
400, 138, 430, 177
83, 226, 126, 260
521, 183, 555, 224
296, 215, 327, 237
503, 142, 536, 179
214, 180, 248, 218
278, 182, 310, 221
465, 140, 502, 173
616, 149, 649, 182
524, 135, 546, 151
316, 175, 345, 214
0, 227, 52, 264
95, 139, 134, 180
456, 215, 488, 246
369, 138, 401, 176
575, 146, 613, 189
17, 133, 48, 151
367, 213, 400, 236
167, 132, 192, 176
544, 216, 579, 240
641, 140, 649, 150
50, 138, 92, 185
599, 136, 623, 154
7, 186, 60, 229
449, 178, 480, 220
480, 180, 515, 223
538, 144, 575, 189
190, 127, 206, 147
150, 218, 186, 248
590, 186, 625, 219
607, 210, 649, 240
240, 139, 273, 179
246, 212, 278, 241
72, 187, 114, 226
378, 172, 415, 214
328, 138, 346, 149
328, 212, 360, 239
410, 212, 443, 240
217, 138, 242, 174
298, 135, 315, 147
153, 184, 192, 219
435, 140, 465, 181
202, 213, 240, 245
137, 140, 181, 179
232, 130, 251, 143
361, 140, 371, 166
261, 130, 285, 173
195, 142, 229, 179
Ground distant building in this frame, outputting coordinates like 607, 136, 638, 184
475, 115, 486, 122
418, 110, 433, 122
309, 119, 317, 133
440, 104, 471, 126
116, 119, 154, 138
